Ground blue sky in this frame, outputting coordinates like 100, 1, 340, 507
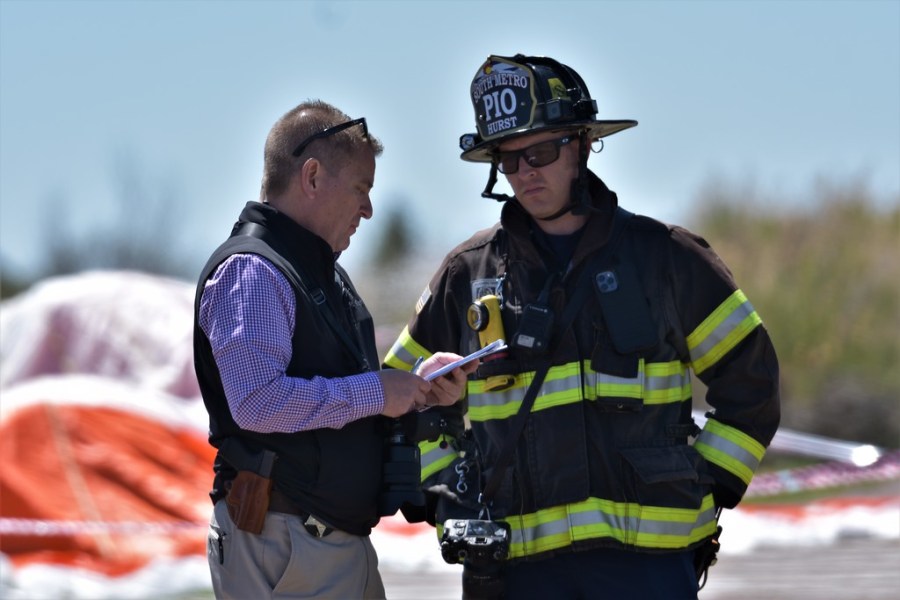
1, 0, 898, 280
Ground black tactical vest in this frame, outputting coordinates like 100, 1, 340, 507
193, 201, 385, 535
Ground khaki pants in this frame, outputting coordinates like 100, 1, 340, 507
207, 499, 386, 599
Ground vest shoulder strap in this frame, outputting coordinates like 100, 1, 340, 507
231, 222, 370, 371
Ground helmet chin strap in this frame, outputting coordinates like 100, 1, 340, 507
480, 162, 513, 203
480, 131, 597, 221
538, 130, 594, 222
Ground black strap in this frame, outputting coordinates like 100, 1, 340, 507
479, 207, 633, 508
236, 222, 369, 371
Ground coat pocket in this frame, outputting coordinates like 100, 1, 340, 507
619, 445, 712, 509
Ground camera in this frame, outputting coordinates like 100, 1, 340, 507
441, 518, 510, 564
377, 411, 450, 519
441, 519, 511, 599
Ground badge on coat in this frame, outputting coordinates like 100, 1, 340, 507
471, 278, 504, 302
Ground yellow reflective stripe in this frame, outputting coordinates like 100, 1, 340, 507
642, 361, 692, 404
687, 290, 762, 375
419, 438, 458, 481
383, 326, 431, 371
467, 362, 583, 422
592, 367, 643, 399
510, 498, 639, 554
505, 494, 718, 558
468, 360, 692, 422
588, 360, 691, 405
695, 418, 766, 485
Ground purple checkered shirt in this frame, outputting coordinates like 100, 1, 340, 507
198, 253, 385, 433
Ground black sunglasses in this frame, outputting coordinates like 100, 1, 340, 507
291, 117, 368, 158
494, 135, 574, 174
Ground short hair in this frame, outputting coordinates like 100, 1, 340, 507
260, 99, 384, 201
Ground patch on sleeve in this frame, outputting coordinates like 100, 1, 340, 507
415, 285, 431, 314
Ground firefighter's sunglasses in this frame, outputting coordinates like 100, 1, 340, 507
494, 135, 574, 174
291, 118, 368, 157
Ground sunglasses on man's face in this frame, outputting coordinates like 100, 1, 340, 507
291, 117, 368, 158
494, 135, 574, 174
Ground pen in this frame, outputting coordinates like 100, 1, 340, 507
412, 356, 424, 375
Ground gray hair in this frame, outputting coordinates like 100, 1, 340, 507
260, 99, 383, 201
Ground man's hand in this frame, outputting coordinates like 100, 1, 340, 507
377, 370, 431, 417
417, 352, 477, 408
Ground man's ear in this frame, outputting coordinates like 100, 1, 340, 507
299, 157, 321, 196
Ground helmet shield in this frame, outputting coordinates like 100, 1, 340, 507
460, 54, 637, 162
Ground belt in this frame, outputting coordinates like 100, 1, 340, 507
269, 489, 334, 537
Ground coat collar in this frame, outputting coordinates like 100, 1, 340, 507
236, 201, 337, 283
499, 171, 620, 272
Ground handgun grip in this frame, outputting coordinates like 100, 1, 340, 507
225, 470, 273, 534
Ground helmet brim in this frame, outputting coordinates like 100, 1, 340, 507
460, 119, 637, 163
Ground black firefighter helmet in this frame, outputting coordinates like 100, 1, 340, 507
459, 54, 637, 214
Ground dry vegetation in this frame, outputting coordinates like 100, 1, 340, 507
691, 182, 900, 447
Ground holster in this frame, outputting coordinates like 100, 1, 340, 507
694, 524, 723, 588
225, 469, 273, 535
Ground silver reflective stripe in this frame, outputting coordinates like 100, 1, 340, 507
696, 428, 762, 473
386, 340, 417, 367
570, 509, 642, 534
468, 369, 581, 410
505, 496, 719, 557
644, 371, 688, 393
591, 370, 641, 387
421, 443, 455, 472
513, 517, 572, 546
469, 360, 693, 416
689, 295, 757, 369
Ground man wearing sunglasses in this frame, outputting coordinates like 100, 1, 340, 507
194, 100, 471, 599
385, 55, 780, 599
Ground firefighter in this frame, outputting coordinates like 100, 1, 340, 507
384, 54, 780, 599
